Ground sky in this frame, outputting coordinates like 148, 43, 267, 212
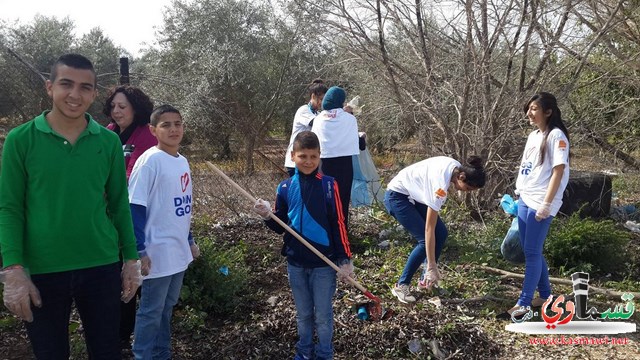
0, 0, 174, 56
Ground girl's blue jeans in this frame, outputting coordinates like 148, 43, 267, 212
517, 200, 553, 307
384, 190, 448, 285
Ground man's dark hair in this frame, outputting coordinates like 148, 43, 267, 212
292, 131, 320, 152
309, 79, 328, 97
50, 54, 96, 84
150, 104, 182, 126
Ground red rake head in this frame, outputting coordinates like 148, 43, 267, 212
363, 291, 393, 321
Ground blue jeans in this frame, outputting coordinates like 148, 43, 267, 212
517, 200, 553, 307
133, 271, 185, 360
287, 263, 336, 360
384, 190, 448, 285
25, 262, 122, 360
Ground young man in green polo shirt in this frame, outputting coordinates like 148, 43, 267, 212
0, 53, 142, 359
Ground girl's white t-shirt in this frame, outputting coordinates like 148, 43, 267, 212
128, 146, 194, 279
386, 156, 460, 211
285, 104, 316, 168
311, 108, 359, 158
515, 128, 570, 216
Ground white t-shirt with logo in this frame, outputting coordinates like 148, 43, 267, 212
386, 156, 461, 211
128, 146, 194, 279
285, 104, 316, 168
516, 128, 570, 216
311, 108, 359, 158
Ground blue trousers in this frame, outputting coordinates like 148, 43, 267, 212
25, 262, 122, 360
287, 263, 336, 360
133, 271, 185, 360
384, 190, 448, 285
517, 200, 553, 306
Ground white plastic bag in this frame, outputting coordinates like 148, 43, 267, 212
351, 149, 384, 207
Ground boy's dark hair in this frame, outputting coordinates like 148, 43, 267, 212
50, 54, 96, 84
459, 155, 486, 188
309, 79, 328, 97
150, 105, 182, 126
292, 131, 320, 152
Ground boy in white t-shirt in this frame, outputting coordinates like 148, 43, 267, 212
128, 105, 200, 359
385, 156, 486, 303
284, 79, 328, 176
499, 92, 570, 320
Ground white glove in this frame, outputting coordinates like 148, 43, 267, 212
425, 265, 442, 289
337, 261, 355, 283
1, 266, 41, 322
121, 260, 142, 303
253, 199, 271, 219
535, 202, 552, 221
190, 243, 201, 259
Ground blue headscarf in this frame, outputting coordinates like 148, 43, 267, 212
322, 86, 346, 111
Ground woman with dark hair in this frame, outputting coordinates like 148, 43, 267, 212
103, 85, 156, 350
285, 79, 328, 176
103, 85, 157, 179
499, 92, 570, 319
385, 156, 487, 303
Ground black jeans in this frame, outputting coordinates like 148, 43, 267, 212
320, 156, 353, 228
25, 262, 122, 360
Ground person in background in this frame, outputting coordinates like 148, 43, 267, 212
498, 92, 569, 320
103, 85, 157, 179
103, 84, 157, 351
254, 131, 354, 360
311, 86, 360, 227
285, 79, 328, 177
385, 156, 486, 303
128, 105, 200, 359
0, 53, 141, 359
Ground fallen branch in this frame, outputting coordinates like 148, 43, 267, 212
441, 295, 507, 305
476, 265, 640, 299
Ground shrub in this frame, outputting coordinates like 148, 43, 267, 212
546, 214, 630, 275
181, 237, 249, 316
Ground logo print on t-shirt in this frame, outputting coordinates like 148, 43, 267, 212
435, 188, 447, 199
525, 146, 535, 160
181, 173, 190, 192
558, 140, 567, 151
520, 161, 533, 175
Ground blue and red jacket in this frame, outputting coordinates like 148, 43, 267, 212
265, 168, 351, 268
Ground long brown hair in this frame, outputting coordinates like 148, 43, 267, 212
524, 92, 569, 165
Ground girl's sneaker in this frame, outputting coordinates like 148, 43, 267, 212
391, 283, 416, 303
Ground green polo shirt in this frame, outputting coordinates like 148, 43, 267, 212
0, 111, 138, 274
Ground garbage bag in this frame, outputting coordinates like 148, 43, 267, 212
500, 194, 518, 216
351, 149, 384, 207
501, 218, 524, 263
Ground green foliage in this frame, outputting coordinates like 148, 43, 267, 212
546, 214, 630, 275
612, 174, 640, 204
174, 305, 208, 336
443, 207, 509, 267
181, 237, 249, 316
0, 15, 121, 123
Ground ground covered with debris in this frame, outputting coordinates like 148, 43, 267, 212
1, 164, 639, 359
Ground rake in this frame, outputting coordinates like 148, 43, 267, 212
205, 161, 391, 320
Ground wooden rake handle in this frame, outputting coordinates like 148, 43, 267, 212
205, 161, 380, 302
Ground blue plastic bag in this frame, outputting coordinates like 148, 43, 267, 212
351, 149, 384, 207
501, 218, 524, 263
500, 194, 518, 216
499, 194, 524, 263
